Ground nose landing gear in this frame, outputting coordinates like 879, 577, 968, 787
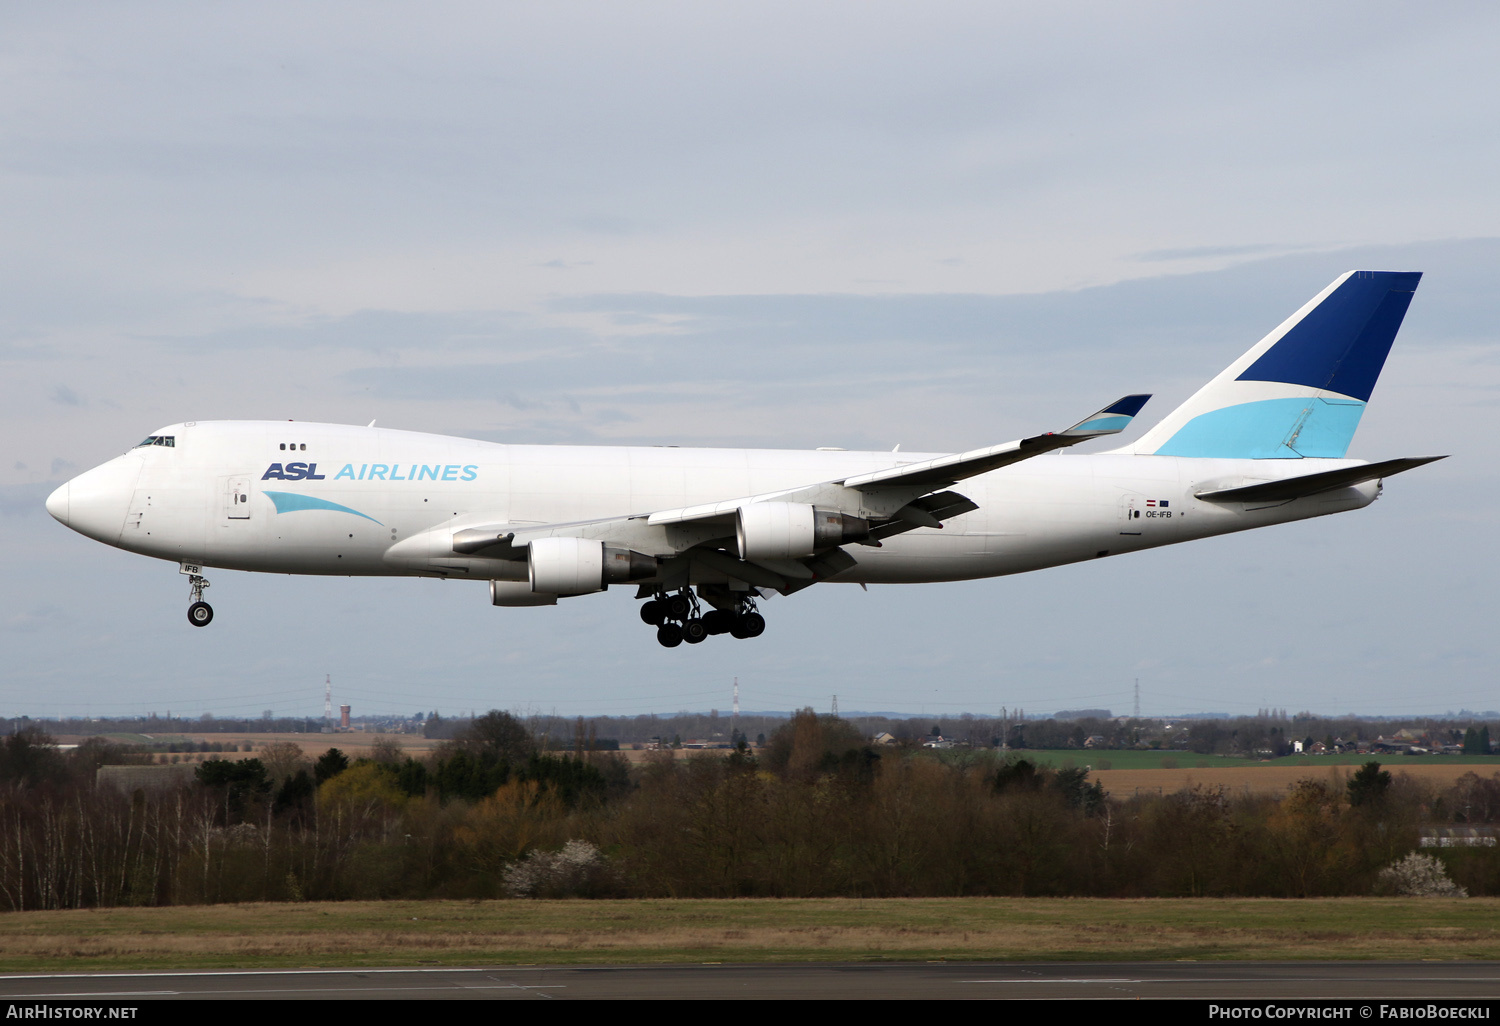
181, 563, 213, 627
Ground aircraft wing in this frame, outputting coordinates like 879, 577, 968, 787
646, 394, 1153, 526
411, 394, 1152, 595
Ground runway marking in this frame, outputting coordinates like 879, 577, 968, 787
16, 991, 180, 998
0, 967, 525, 980
962, 978, 1148, 984
961, 976, 1381, 985
14, 985, 564, 998
479, 974, 558, 998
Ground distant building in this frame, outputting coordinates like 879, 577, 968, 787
1421, 827, 1498, 848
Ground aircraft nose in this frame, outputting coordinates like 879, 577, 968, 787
53, 456, 142, 544
46, 482, 70, 525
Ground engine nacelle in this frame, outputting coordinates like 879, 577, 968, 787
527, 537, 656, 595
736, 503, 869, 560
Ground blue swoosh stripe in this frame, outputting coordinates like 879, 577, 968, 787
262, 490, 383, 525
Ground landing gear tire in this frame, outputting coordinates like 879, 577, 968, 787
702, 610, 732, 635
656, 623, 684, 648
731, 611, 765, 639
640, 600, 665, 625
682, 618, 708, 644
187, 602, 214, 627
665, 593, 692, 620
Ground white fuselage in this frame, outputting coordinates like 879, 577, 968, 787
48, 420, 1378, 588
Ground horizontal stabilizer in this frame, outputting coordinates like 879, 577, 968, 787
1195, 456, 1446, 503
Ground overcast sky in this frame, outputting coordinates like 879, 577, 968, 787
4, 2, 1497, 721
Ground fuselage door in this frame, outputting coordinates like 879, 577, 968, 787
1119, 492, 1143, 535
225, 477, 252, 520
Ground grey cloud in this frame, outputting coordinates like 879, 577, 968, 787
147, 308, 583, 355
51, 384, 81, 406
0, 482, 56, 518
550, 237, 1500, 362
2, 605, 71, 634
570, 215, 635, 236
329, 237, 1500, 451
1131, 243, 1307, 262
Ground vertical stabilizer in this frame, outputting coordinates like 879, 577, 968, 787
1121, 270, 1421, 458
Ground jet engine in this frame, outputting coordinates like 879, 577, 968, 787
527, 537, 656, 595
736, 503, 869, 560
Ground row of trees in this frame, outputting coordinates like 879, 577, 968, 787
12, 710, 1500, 753
1, 711, 1498, 909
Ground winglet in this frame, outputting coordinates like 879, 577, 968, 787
1056, 394, 1152, 439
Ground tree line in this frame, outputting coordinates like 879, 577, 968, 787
11, 710, 1498, 754
1, 710, 1498, 910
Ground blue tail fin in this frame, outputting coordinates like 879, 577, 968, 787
1124, 271, 1421, 459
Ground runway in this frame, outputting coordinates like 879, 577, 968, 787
1, 962, 1498, 1000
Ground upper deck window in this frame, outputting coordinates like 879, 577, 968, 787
134, 435, 176, 448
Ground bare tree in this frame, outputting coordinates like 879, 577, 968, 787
258, 741, 306, 785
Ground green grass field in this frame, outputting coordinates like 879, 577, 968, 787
0, 898, 1495, 971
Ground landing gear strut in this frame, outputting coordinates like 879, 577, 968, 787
181, 563, 213, 627
641, 587, 765, 647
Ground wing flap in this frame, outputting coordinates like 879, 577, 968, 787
869, 491, 981, 542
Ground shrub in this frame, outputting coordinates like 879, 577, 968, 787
503, 840, 611, 898
1377, 853, 1467, 897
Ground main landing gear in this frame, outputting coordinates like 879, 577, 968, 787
639, 589, 766, 648
182, 564, 213, 627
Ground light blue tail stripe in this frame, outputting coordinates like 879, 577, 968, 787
1154, 398, 1366, 459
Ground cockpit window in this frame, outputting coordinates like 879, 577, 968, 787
134, 435, 176, 448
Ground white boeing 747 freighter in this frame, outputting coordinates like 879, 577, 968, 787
47, 271, 1443, 647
